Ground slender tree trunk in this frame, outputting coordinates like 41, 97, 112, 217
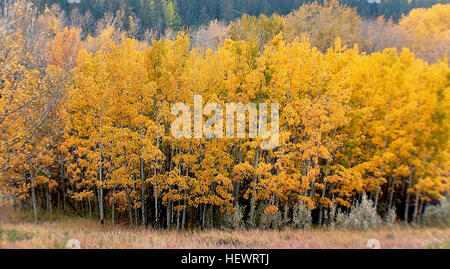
234, 181, 241, 207
249, 148, 260, 226
209, 205, 214, 229
182, 198, 186, 231
418, 200, 426, 223
112, 187, 116, 225
98, 185, 104, 225
129, 206, 133, 227
412, 187, 421, 223
181, 145, 190, 231
152, 167, 158, 225
57, 184, 62, 213
88, 199, 92, 218
374, 151, 386, 209
98, 94, 105, 225
126, 189, 133, 227
176, 206, 180, 231
318, 181, 327, 226
133, 182, 139, 226
139, 157, 147, 227
166, 147, 175, 229
405, 150, 428, 223
40, 185, 46, 210
29, 163, 38, 224
56, 147, 63, 214
60, 168, 66, 213
171, 200, 174, 224
167, 200, 171, 229
388, 176, 395, 210
47, 186, 53, 215
374, 180, 381, 209
234, 147, 243, 207
308, 161, 317, 199
413, 151, 429, 223
153, 167, 158, 226
404, 166, 414, 223
201, 204, 206, 230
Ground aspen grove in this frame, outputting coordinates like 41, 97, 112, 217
0, 0, 449, 230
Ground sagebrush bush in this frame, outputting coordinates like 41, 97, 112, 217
384, 207, 397, 227
282, 203, 290, 226
246, 199, 257, 229
326, 202, 337, 228
333, 209, 347, 229
259, 211, 284, 229
422, 199, 450, 227
221, 204, 245, 230
344, 192, 382, 230
257, 204, 284, 229
330, 192, 382, 230
204, 206, 215, 228
291, 202, 312, 229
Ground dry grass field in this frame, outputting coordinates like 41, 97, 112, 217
0, 205, 449, 249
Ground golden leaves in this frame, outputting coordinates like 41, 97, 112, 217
2, 9, 449, 222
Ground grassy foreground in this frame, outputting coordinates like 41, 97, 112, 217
0, 206, 449, 249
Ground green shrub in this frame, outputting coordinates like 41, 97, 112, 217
291, 202, 312, 229
221, 204, 245, 230
384, 207, 397, 227
330, 192, 382, 230
422, 199, 450, 227
257, 204, 284, 230
0, 228, 36, 242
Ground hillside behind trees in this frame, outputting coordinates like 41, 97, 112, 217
5, 0, 447, 38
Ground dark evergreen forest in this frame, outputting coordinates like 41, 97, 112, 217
3, 0, 447, 36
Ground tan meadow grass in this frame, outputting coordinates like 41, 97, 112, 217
0, 205, 448, 249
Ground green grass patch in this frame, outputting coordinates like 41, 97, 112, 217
425, 241, 450, 249
0, 227, 38, 242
